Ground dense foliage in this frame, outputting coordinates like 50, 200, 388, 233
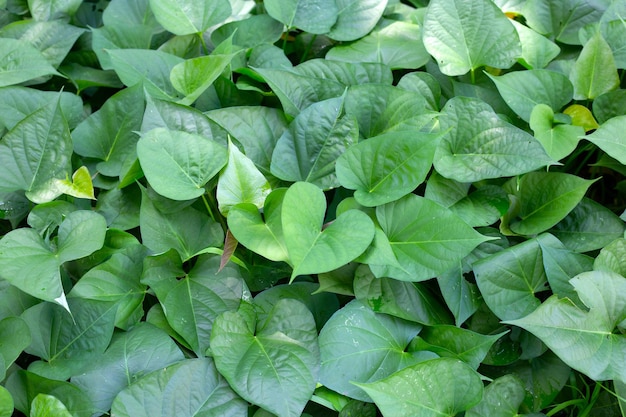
0, 0, 625, 415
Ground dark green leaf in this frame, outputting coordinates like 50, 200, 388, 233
0, 38, 60, 86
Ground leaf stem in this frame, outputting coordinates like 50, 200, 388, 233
203, 192, 228, 232
199, 32, 209, 55
470, 68, 476, 84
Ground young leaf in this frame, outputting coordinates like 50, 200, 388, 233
148, 0, 231, 35
49, 166, 96, 200
0, 38, 60, 86
137, 128, 227, 200
570, 32, 620, 100
506, 271, 626, 384
507, 172, 596, 235
318, 300, 432, 401
170, 53, 237, 106
423, 0, 521, 76
281, 182, 375, 280
30, 394, 73, 417
264, 0, 337, 34
0, 98, 72, 203
211, 300, 319, 417
336, 130, 440, 207
354, 358, 484, 417
373, 194, 491, 282
510, 20, 560, 69
488, 70, 573, 122
433, 97, 553, 182
530, 104, 584, 161
582, 115, 626, 164
72, 84, 145, 177
271, 96, 357, 189
111, 358, 246, 417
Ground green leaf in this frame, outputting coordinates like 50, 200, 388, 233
102, 0, 161, 34
270, 96, 357, 188
510, 20, 560, 69
137, 128, 227, 200
170, 53, 237, 106
30, 394, 73, 417
71, 323, 184, 414
107, 49, 183, 100
27, 0, 82, 21
281, 182, 375, 280
506, 270, 626, 384
139, 189, 223, 260
111, 358, 247, 416
148, 0, 231, 35
507, 172, 596, 235
474, 238, 548, 321
570, 32, 620, 100
48, 166, 96, 200
353, 265, 452, 325
488, 70, 573, 122
448, 185, 509, 227
0, 38, 60, 86
142, 253, 246, 356
264, 0, 337, 34
0, 316, 31, 371
594, 238, 626, 279
211, 299, 319, 417
326, 0, 387, 41
466, 375, 526, 417
436, 265, 481, 326
91, 25, 153, 71
56, 210, 107, 263
217, 139, 271, 216
593, 90, 626, 124
373, 194, 491, 281
0, 386, 13, 417
228, 189, 288, 262
433, 97, 553, 182
327, 20, 430, 69
0, 97, 72, 203
336, 130, 440, 206
583, 115, 626, 164
212, 14, 284, 48
72, 84, 145, 177
423, 0, 521, 76
319, 300, 433, 401
355, 358, 483, 417
530, 104, 584, 161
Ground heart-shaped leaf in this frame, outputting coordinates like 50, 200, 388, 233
354, 358, 484, 417
211, 299, 319, 417
506, 271, 626, 383
264, 0, 337, 34
318, 300, 433, 401
570, 32, 619, 100
281, 182, 375, 280
49, 166, 96, 200
336, 130, 440, 207
137, 128, 227, 200
423, 0, 521, 76
530, 104, 584, 161
466, 375, 526, 417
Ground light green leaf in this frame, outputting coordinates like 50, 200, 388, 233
327, 20, 430, 69
433, 97, 553, 182
488, 70, 573, 122
107, 49, 184, 100
137, 128, 227, 200
228, 189, 288, 262
49, 166, 95, 200
30, 394, 73, 417
264, 0, 337, 34
281, 182, 375, 280
448, 185, 509, 227
72, 83, 145, 177
0, 386, 13, 417
111, 358, 246, 417
148, 0, 231, 35
530, 104, 584, 161
271, 96, 357, 189
170, 53, 237, 105
27, 0, 82, 21
353, 265, 452, 325
373, 194, 491, 281
466, 375, 526, 417
511, 20, 560, 69
474, 238, 548, 321
71, 323, 184, 414
506, 271, 626, 384
319, 300, 432, 401
141, 253, 245, 356
594, 238, 626, 277
570, 31, 620, 100
507, 172, 596, 235
217, 139, 271, 216
0, 97, 72, 203
583, 115, 626, 164
211, 299, 319, 417
336, 131, 440, 207
423, 0, 521, 76
355, 358, 483, 417
326, 0, 387, 41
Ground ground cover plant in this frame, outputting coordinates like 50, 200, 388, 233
0, 0, 625, 415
